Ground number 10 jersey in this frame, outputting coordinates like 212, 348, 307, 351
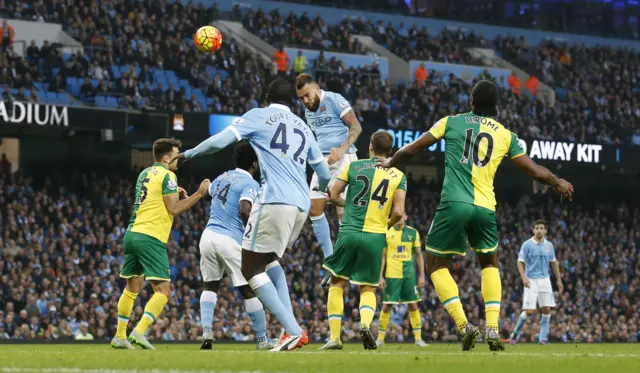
337, 158, 407, 234
428, 112, 525, 212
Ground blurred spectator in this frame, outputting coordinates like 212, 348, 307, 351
273, 46, 289, 77
293, 50, 308, 75
414, 63, 428, 87
508, 72, 521, 94
1, 20, 14, 51
75, 322, 94, 340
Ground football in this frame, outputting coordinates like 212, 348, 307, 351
194, 25, 223, 53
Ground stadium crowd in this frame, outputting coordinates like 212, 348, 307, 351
0, 165, 638, 343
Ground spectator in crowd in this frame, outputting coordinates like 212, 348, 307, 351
414, 63, 428, 87
75, 322, 94, 340
1, 20, 14, 51
273, 46, 289, 77
293, 50, 308, 75
508, 71, 521, 94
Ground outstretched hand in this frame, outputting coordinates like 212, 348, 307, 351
375, 157, 393, 169
555, 179, 574, 201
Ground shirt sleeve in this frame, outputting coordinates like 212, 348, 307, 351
508, 132, 526, 159
162, 172, 178, 196
414, 230, 422, 249
228, 114, 258, 140
427, 117, 448, 140
337, 162, 350, 182
517, 242, 527, 262
240, 181, 260, 204
331, 93, 353, 119
396, 172, 407, 191
549, 243, 557, 262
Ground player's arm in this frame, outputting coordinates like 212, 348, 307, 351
379, 117, 446, 168
388, 189, 406, 229
163, 176, 211, 216
508, 133, 573, 199
329, 100, 362, 164
550, 244, 564, 293
517, 243, 530, 288
239, 201, 252, 225
414, 232, 426, 288
182, 128, 239, 160
239, 184, 259, 225
308, 139, 331, 192
379, 245, 387, 290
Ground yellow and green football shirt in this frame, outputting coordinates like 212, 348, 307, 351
385, 225, 421, 279
127, 162, 178, 243
428, 112, 525, 211
337, 158, 407, 234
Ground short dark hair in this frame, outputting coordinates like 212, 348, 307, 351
471, 80, 499, 117
295, 73, 316, 90
370, 130, 394, 157
235, 141, 258, 171
153, 138, 182, 161
266, 79, 294, 106
534, 219, 547, 228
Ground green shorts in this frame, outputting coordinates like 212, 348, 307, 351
383, 276, 420, 304
121, 230, 171, 281
426, 201, 498, 257
323, 231, 386, 286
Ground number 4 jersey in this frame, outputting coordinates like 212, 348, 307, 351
428, 112, 525, 211
206, 168, 260, 244
128, 162, 178, 243
338, 158, 407, 234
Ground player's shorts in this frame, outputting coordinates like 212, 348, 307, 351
121, 230, 170, 281
310, 152, 358, 200
383, 276, 421, 304
323, 231, 386, 286
523, 277, 556, 309
426, 201, 498, 257
242, 203, 307, 258
199, 229, 246, 286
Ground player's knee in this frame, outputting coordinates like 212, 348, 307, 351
360, 285, 376, 294
126, 277, 144, 293
541, 307, 551, 315
407, 302, 419, 312
203, 281, 220, 293
382, 304, 393, 313
526, 310, 536, 316
238, 285, 255, 299
330, 276, 347, 288
309, 199, 326, 217
477, 252, 499, 269
151, 280, 171, 298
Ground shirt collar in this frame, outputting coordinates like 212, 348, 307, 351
235, 168, 252, 177
320, 89, 326, 101
269, 103, 291, 112
531, 236, 545, 244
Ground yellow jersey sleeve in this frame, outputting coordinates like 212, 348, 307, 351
428, 117, 448, 140
414, 230, 422, 249
162, 171, 178, 196
337, 162, 351, 182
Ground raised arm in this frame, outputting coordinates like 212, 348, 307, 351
379, 118, 446, 169
308, 140, 331, 193
511, 155, 573, 200
329, 109, 362, 165
184, 128, 239, 159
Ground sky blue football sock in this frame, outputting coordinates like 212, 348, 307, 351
249, 272, 302, 336
539, 314, 551, 342
266, 262, 293, 314
200, 291, 217, 335
311, 213, 334, 258
245, 297, 267, 343
512, 311, 528, 338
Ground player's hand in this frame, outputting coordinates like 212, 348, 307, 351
197, 179, 211, 198
376, 157, 393, 169
555, 179, 574, 201
178, 187, 189, 200
557, 280, 564, 293
378, 278, 386, 290
170, 152, 186, 165
522, 277, 531, 288
418, 276, 426, 289
327, 147, 345, 165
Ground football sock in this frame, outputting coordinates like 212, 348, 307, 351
249, 272, 302, 336
481, 267, 501, 332
245, 297, 267, 343
359, 291, 376, 328
431, 268, 468, 332
200, 290, 218, 335
378, 309, 390, 341
135, 292, 168, 335
409, 309, 422, 341
310, 213, 334, 258
266, 261, 293, 314
327, 286, 344, 341
540, 314, 551, 342
513, 311, 528, 338
116, 288, 138, 339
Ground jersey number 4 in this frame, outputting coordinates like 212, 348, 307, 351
270, 122, 307, 165
460, 129, 494, 167
215, 183, 231, 205
353, 175, 389, 209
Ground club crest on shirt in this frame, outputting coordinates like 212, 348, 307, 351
320, 105, 326, 113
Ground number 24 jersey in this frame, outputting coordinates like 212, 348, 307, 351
338, 158, 407, 234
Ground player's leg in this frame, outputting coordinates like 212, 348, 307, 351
377, 303, 392, 345
320, 276, 347, 350
537, 278, 556, 344
469, 205, 504, 351
266, 260, 292, 314
310, 171, 334, 261
539, 306, 551, 344
237, 285, 273, 350
350, 232, 386, 350
128, 233, 172, 350
407, 302, 427, 346
399, 272, 425, 346
112, 232, 144, 349
198, 229, 223, 348
510, 287, 538, 344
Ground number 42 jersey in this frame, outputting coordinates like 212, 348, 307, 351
206, 168, 260, 244
428, 112, 525, 211
338, 158, 407, 234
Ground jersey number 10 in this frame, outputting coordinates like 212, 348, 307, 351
460, 129, 494, 167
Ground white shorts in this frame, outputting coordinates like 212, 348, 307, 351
310, 153, 358, 200
523, 277, 556, 309
199, 229, 247, 287
241, 203, 307, 258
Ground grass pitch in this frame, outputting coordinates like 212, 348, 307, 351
0, 343, 638, 373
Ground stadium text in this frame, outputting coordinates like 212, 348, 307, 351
384, 129, 603, 164
0, 101, 69, 127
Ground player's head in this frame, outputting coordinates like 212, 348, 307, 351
394, 214, 408, 230
266, 78, 294, 107
295, 73, 322, 111
153, 138, 182, 171
470, 80, 499, 117
369, 130, 394, 158
533, 219, 547, 239
235, 141, 259, 176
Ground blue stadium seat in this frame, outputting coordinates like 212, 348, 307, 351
69, 83, 81, 98
57, 93, 71, 104
62, 54, 72, 64
106, 96, 119, 108
178, 79, 190, 88
52, 68, 60, 77
91, 79, 100, 88
45, 92, 58, 102
34, 82, 44, 91
95, 96, 108, 107
111, 67, 122, 80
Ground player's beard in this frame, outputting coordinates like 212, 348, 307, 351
309, 93, 320, 111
